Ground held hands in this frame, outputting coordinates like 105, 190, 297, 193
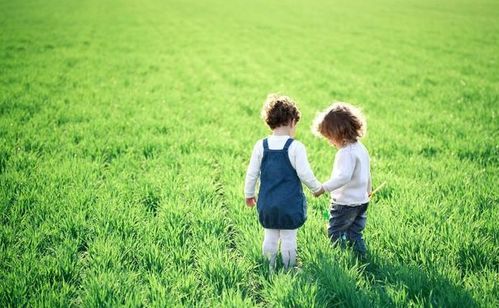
245, 197, 256, 207
313, 186, 325, 197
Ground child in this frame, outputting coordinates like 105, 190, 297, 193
244, 94, 322, 271
312, 102, 371, 257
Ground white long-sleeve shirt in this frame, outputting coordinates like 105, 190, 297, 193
323, 141, 371, 205
244, 135, 322, 198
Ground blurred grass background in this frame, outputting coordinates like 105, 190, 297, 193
1, 0, 498, 306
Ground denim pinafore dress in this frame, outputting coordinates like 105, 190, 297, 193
257, 138, 307, 229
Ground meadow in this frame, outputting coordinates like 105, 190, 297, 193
1, 0, 498, 306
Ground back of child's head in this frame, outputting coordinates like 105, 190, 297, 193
313, 102, 366, 144
261, 94, 301, 129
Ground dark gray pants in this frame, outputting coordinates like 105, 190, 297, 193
327, 203, 368, 256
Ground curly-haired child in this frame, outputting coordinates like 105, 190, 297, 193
313, 102, 371, 258
244, 94, 322, 271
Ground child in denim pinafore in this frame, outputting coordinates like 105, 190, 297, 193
245, 94, 322, 271
258, 138, 306, 230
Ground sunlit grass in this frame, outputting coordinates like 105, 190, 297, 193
1, 0, 498, 306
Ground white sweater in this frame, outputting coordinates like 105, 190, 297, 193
244, 135, 322, 198
323, 141, 371, 205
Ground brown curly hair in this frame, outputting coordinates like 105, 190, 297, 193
261, 94, 301, 129
312, 102, 366, 144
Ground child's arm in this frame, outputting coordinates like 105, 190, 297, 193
313, 186, 325, 197
244, 141, 263, 207
322, 149, 355, 192
293, 142, 322, 194
246, 197, 256, 207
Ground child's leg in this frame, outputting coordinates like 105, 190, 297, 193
279, 229, 298, 270
327, 204, 358, 248
346, 204, 368, 257
262, 229, 279, 269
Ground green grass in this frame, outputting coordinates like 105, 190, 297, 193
1, 0, 498, 306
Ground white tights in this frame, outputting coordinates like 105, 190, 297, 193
262, 228, 297, 270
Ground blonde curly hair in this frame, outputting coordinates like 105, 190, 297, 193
312, 102, 367, 144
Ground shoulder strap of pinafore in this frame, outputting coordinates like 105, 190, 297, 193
262, 138, 269, 151
283, 138, 294, 151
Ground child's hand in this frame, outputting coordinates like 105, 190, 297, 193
245, 197, 256, 207
313, 187, 325, 197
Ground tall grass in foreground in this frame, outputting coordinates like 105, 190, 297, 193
1, 0, 498, 306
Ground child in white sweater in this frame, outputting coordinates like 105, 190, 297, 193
245, 94, 322, 271
313, 102, 371, 257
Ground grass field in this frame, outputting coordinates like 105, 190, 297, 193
1, 0, 498, 306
